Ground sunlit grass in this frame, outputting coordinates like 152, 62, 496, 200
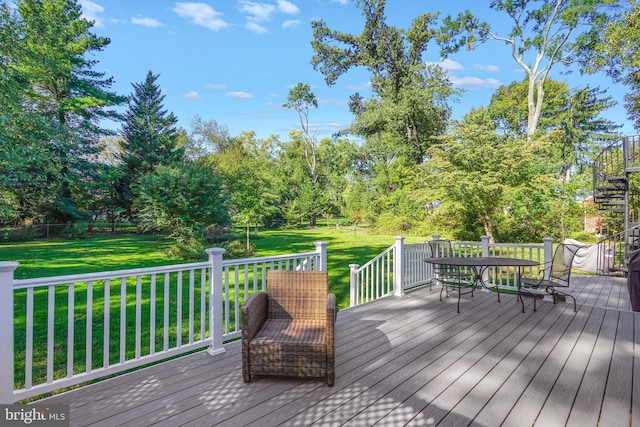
1, 235, 180, 280
3, 227, 430, 395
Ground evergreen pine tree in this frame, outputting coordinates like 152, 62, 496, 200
1, 0, 125, 223
118, 71, 184, 219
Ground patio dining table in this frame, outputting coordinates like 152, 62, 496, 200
424, 256, 539, 313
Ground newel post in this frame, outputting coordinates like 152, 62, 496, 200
394, 236, 405, 297
349, 264, 359, 307
542, 237, 554, 280
0, 262, 18, 404
314, 241, 329, 271
206, 248, 226, 356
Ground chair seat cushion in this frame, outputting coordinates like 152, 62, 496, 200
249, 319, 327, 375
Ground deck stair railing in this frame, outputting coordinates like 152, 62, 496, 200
593, 136, 640, 226
595, 224, 640, 275
349, 236, 550, 307
592, 135, 640, 272
0, 242, 327, 404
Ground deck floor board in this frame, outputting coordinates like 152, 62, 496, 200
39, 275, 639, 426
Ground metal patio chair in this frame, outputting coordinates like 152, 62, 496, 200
428, 240, 474, 300
241, 270, 336, 386
520, 243, 581, 312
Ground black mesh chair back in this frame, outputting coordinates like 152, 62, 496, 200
428, 240, 456, 258
550, 243, 580, 285
521, 243, 581, 312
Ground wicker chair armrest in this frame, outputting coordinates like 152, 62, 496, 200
241, 292, 268, 341
326, 293, 336, 323
326, 293, 336, 383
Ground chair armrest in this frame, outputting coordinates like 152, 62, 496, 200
326, 293, 336, 379
327, 293, 336, 323
241, 292, 267, 341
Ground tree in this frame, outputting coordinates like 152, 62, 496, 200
283, 83, 320, 185
200, 129, 279, 247
583, 3, 640, 130
118, 71, 184, 218
439, 0, 619, 138
0, 0, 125, 223
135, 163, 230, 258
425, 108, 548, 241
311, 0, 455, 164
488, 78, 620, 179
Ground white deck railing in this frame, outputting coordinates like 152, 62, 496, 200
349, 236, 553, 307
0, 242, 327, 403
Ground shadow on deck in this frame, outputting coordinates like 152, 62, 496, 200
41, 275, 639, 426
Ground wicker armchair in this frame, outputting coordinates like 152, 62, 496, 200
241, 270, 336, 386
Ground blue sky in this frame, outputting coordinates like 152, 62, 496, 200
77, 0, 635, 140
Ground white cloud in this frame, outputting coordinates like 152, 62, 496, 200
425, 58, 464, 71
227, 91, 254, 99
277, 0, 300, 14
239, 1, 276, 21
331, 0, 348, 4
246, 21, 268, 34
184, 91, 204, 99
475, 64, 500, 72
448, 76, 501, 89
131, 16, 163, 28
318, 98, 348, 106
173, 3, 230, 31
282, 19, 301, 29
79, 0, 105, 27
205, 83, 228, 89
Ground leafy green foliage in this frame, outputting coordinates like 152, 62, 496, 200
488, 78, 620, 177
425, 108, 556, 241
311, 0, 455, 164
583, 3, 640, 130
134, 163, 230, 259
0, 0, 124, 223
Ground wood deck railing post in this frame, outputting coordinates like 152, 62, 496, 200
542, 237, 554, 280
314, 241, 329, 271
206, 248, 226, 356
0, 262, 18, 404
349, 264, 359, 307
394, 237, 405, 297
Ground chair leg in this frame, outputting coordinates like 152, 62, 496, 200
327, 372, 335, 386
547, 287, 577, 312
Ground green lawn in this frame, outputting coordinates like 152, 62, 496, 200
2, 228, 428, 395
1, 227, 428, 307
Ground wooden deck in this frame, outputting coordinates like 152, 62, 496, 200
41, 274, 640, 426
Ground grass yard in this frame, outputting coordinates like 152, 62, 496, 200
1, 227, 429, 307
2, 227, 429, 396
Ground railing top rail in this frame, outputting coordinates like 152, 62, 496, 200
355, 245, 394, 273
13, 249, 322, 289
13, 261, 211, 289
597, 223, 640, 244
487, 243, 544, 249
221, 251, 319, 267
